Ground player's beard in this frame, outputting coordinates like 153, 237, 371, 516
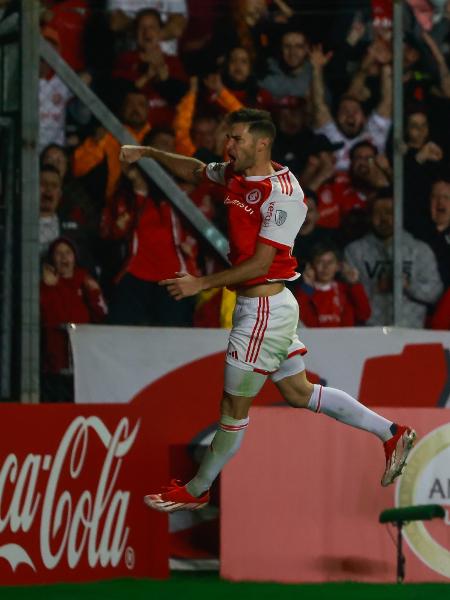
340, 122, 363, 139
233, 147, 256, 173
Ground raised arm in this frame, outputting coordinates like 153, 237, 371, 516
376, 63, 392, 118
120, 145, 205, 185
346, 45, 378, 102
160, 13, 187, 42
309, 45, 333, 128
422, 30, 450, 98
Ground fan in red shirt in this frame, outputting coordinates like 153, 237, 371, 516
120, 108, 415, 512
106, 128, 199, 326
40, 237, 107, 402
43, 0, 90, 72
219, 46, 274, 110
306, 138, 391, 236
113, 8, 187, 127
294, 241, 371, 327
430, 287, 450, 330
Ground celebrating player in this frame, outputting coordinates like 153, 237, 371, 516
119, 108, 416, 512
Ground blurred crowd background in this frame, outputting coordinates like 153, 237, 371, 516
2, 0, 448, 400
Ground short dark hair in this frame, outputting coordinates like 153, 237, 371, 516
48, 236, 79, 266
406, 103, 428, 117
310, 241, 341, 262
349, 140, 378, 162
281, 29, 308, 43
370, 189, 393, 213
337, 95, 365, 114
143, 126, 175, 146
226, 108, 276, 143
433, 173, 450, 187
135, 8, 162, 29
40, 143, 68, 162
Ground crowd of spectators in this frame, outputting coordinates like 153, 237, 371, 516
6, 0, 449, 399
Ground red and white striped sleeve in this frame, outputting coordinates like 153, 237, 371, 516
258, 174, 306, 249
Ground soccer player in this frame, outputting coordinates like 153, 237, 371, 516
119, 108, 415, 513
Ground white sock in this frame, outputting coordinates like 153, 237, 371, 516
307, 384, 393, 442
186, 415, 249, 497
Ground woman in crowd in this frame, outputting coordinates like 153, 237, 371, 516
40, 237, 107, 402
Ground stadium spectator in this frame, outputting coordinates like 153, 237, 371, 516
344, 193, 443, 327
73, 86, 151, 200
301, 134, 346, 200
260, 30, 313, 100
39, 26, 73, 152
294, 241, 371, 327
292, 189, 338, 271
113, 8, 187, 126
403, 108, 444, 235
326, 14, 368, 100
107, 0, 188, 56
310, 44, 392, 171
211, 0, 293, 66
421, 30, 450, 99
345, 33, 393, 114
430, 287, 450, 329
401, 32, 437, 105
174, 76, 240, 159
40, 143, 97, 270
220, 46, 273, 109
271, 98, 313, 174
307, 140, 392, 239
178, 0, 221, 71
419, 177, 450, 287
107, 128, 198, 326
412, 1, 450, 48
303, 135, 392, 237
40, 165, 62, 257
40, 237, 107, 402
42, 0, 91, 72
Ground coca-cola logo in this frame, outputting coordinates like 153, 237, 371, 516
0, 416, 140, 573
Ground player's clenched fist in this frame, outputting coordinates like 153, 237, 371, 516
119, 145, 146, 164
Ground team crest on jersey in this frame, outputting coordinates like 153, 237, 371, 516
246, 189, 261, 204
275, 210, 287, 226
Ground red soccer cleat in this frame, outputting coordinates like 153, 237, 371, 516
144, 480, 210, 513
381, 425, 417, 487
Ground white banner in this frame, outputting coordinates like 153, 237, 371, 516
70, 326, 450, 407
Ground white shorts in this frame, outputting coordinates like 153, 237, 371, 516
224, 288, 307, 396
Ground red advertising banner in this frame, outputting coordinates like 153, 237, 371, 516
0, 398, 169, 585
221, 407, 450, 583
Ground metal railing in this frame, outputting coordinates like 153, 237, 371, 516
39, 39, 229, 263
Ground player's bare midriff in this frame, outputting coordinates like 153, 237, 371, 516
236, 282, 285, 298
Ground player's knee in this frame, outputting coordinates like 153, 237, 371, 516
285, 380, 314, 409
221, 391, 252, 420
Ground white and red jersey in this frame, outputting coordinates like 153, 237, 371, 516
204, 161, 306, 286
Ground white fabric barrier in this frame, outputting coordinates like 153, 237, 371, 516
69, 326, 450, 406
